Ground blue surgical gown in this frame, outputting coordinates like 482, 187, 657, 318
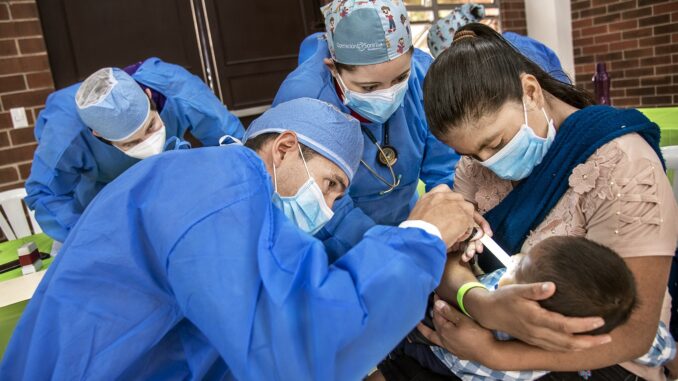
1, 146, 446, 381
274, 40, 459, 260
503, 32, 571, 84
24, 57, 244, 242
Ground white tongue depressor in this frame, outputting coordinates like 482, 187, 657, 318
478, 234, 514, 270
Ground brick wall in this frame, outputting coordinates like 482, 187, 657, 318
571, 0, 678, 107
500, 0, 528, 35
0, 0, 53, 192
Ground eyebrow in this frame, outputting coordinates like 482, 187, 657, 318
353, 69, 411, 86
453, 131, 500, 159
124, 115, 157, 146
332, 173, 348, 193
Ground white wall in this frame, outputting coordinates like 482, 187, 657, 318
524, 0, 575, 82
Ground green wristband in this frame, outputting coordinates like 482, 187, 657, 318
456, 281, 488, 318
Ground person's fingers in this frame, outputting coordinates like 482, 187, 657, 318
433, 298, 467, 323
531, 308, 606, 335
526, 329, 612, 352
473, 211, 493, 238
428, 184, 452, 194
416, 323, 444, 347
513, 282, 557, 301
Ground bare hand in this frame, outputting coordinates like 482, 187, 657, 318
417, 296, 496, 363
478, 282, 612, 351
407, 185, 475, 248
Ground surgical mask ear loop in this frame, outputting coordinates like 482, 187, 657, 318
272, 163, 279, 193
297, 144, 312, 180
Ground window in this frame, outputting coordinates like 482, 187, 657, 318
405, 0, 501, 54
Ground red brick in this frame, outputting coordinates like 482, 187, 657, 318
574, 37, 595, 47
656, 64, 677, 75
582, 25, 609, 36
0, 113, 10, 129
654, 2, 678, 14
672, 12, 678, 22
615, 78, 640, 88
25, 72, 53, 89
654, 23, 678, 35
613, 97, 641, 107
0, 181, 26, 192
9, 3, 38, 19
659, 43, 678, 55
623, 47, 654, 59
0, 167, 19, 183
0, 74, 26, 93
626, 87, 655, 96
18, 162, 31, 179
641, 55, 672, 66
0, 144, 36, 166
9, 127, 36, 146
592, 0, 617, 6
639, 35, 671, 47
573, 18, 593, 29
594, 32, 621, 44
18, 37, 46, 54
625, 67, 654, 77
638, 0, 667, 6
622, 7, 653, 20
572, 1, 590, 12
1, 88, 51, 109
610, 88, 626, 98
584, 44, 609, 55
638, 14, 671, 27
656, 85, 678, 95
593, 12, 622, 25
0, 39, 17, 56
607, 19, 637, 32
0, 20, 42, 39
641, 95, 672, 105
609, 40, 638, 51
596, 51, 623, 61
575, 53, 596, 64
0, 3, 9, 20
622, 27, 653, 39
641, 75, 672, 86
0, 131, 9, 148
609, 58, 640, 70
580, 6, 607, 19
0, 55, 49, 75
607, 0, 636, 13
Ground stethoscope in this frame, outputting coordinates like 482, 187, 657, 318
360, 123, 402, 195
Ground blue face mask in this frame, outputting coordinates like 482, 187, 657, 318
272, 146, 334, 235
480, 103, 556, 181
336, 73, 409, 124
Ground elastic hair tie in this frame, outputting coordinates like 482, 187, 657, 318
453, 30, 477, 43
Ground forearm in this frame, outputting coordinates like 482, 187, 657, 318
486, 327, 651, 372
435, 254, 480, 306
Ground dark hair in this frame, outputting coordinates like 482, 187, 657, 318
423, 23, 595, 138
334, 47, 414, 73
243, 132, 316, 159
516, 236, 637, 335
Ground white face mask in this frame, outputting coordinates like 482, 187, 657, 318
121, 125, 167, 159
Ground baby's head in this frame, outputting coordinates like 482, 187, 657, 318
502, 236, 637, 335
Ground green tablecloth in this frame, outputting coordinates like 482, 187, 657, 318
0, 233, 53, 361
639, 107, 678, 147
0, 233, 54, 283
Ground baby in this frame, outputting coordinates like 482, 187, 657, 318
416, 236, 676, 380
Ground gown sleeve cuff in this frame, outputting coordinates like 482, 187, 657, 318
398, 220, 442, 240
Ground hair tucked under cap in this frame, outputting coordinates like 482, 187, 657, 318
244, 98, 364, 181
321, 0, 413, 65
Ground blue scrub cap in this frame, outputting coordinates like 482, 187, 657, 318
75, 68, 151, 142
322, 0, 413, 65
502, 32, 572, 84
427, 3, 485, 58
244, 98, 364, 181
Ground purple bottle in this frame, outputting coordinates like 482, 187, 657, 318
592, 63, 611, 105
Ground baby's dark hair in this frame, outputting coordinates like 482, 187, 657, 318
516, 236, 637, 335
423, 23, 594, 139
